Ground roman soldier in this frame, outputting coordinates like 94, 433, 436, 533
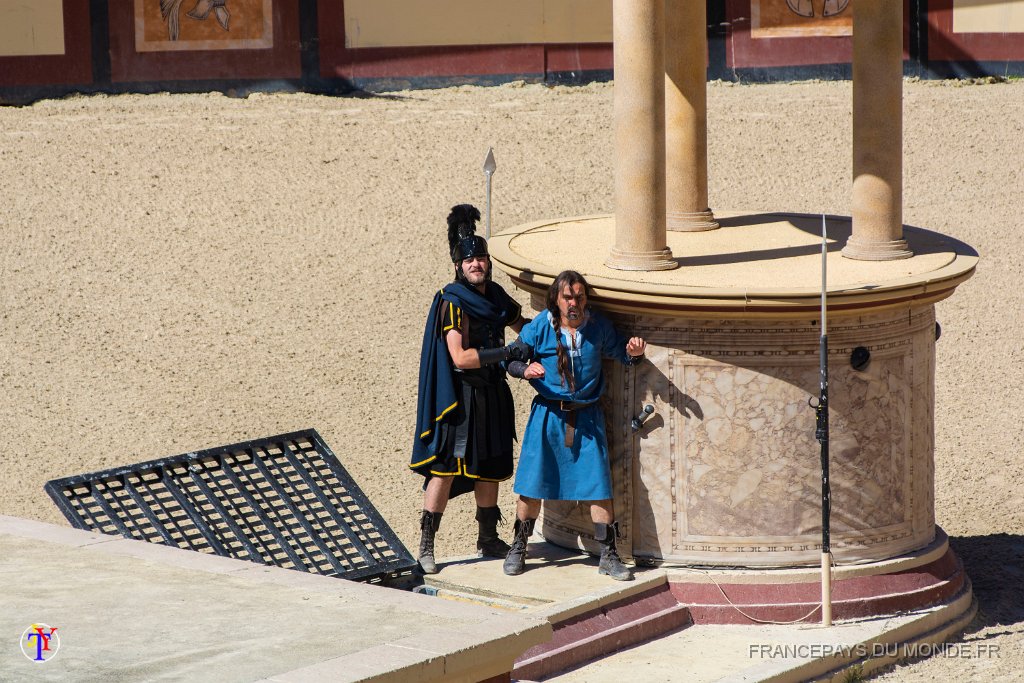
410, 204, 530, 573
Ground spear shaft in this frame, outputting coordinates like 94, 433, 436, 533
816, 214, 833, 626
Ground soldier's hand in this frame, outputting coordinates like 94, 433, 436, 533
523, 362, 545, 380
626, 337, 646, 357
505, 339, 533, 363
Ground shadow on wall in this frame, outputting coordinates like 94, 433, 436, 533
951, 533, 1024, 631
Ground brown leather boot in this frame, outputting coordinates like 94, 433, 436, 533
476, 506, 511, 558
418, 510, 442, 574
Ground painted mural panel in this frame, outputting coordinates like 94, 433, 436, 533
0, 0, 65, 57
343, 0, 612, 49
752, 0, 852, 38
928, 0, 1024, 61
134, 0, 273, 52
953, 0, 1024, 33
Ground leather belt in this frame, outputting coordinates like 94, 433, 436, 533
536, 396, 596, 447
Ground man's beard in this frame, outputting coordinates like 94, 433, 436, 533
566, 307, 580, 320
464, 268, 488, 285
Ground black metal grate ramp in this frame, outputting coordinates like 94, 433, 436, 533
44, 429, 417, 584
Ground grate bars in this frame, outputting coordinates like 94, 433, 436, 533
44, 429, 416, 584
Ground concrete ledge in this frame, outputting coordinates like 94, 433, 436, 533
514, 583, 692, 681
537, 576, 977, 682
528, 573, 668, 623
1, 516, 550, 683
723, 581, 978, 683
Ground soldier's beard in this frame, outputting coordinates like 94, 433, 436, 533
463, 266, 488, 286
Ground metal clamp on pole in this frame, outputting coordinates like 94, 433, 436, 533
631, 404, 655, 432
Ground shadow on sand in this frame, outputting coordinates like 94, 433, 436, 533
950, 533, 1024, 634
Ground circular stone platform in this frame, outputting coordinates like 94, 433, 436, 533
490, 212, 977, 317
490, 212, 977, 568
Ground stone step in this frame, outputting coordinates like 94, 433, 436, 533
513, 583, 693, 680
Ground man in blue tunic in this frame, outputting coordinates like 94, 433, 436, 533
410, 204, 531, 574
504, 270, 645, 581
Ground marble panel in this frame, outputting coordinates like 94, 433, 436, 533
539, 304, 938, 567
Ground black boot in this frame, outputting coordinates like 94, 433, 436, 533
502, 518, 535, 576
418, 510, 442, 574
476, 506, 511, 558
595, 521, 633, 581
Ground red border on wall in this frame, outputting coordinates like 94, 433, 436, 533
0, 0, 92, 87
546, 44, 613, 75
316, 0, 611, 81
927, 0, 1024, 61
725, 0, 911, 69
108, 0, 301, 83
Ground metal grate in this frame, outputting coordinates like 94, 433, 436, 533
44, 429, 416, 584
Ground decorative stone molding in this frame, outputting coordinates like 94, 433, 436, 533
667, 209, 719, 233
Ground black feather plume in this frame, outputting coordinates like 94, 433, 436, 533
447, 204, 481, 255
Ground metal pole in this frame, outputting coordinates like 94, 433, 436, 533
818, 213, 832, 626
483, 148, 496, 240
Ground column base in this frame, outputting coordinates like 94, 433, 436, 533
667, 209, 719, 232
842, 235, 914, 261
605, 246, 678, 271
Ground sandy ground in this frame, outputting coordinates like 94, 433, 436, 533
2, 79, 1022, 680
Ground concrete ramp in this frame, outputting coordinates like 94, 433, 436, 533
0, 516, 549, 682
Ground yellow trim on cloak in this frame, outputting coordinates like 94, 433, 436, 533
411, 456, 510, 482
409, 454, 437, 468
443, 301, 455, 332
419, 400, 458, 439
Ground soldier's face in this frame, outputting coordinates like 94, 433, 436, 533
557, 283, 587, 325
461, 255, 489, 285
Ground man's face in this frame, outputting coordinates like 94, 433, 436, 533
460, 255, 489, 286
557, 282, 587, 324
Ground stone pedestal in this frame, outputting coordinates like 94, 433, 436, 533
491, 211, 976, 568
542, 306, 937, 567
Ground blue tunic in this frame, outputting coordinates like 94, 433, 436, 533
512, 310, 638, 501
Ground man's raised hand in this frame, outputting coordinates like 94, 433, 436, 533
626, 337, 646, 358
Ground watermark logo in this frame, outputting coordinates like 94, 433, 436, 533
749, 642, 1000, 660
20, 624, 60, 663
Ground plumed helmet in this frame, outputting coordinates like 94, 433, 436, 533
447, 204, 488, 263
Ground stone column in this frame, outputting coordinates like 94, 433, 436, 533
843, 0, 912, 261
607, 0, 678, 271
665, 0, 718, 232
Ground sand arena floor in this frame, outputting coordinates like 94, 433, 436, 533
2, 79, 1022, 680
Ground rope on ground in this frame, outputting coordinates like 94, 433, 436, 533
680, 552, 835, 625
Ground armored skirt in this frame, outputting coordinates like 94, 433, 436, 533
424, 373, 516, 497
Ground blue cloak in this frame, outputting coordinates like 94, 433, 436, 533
410, 281, 519, 472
